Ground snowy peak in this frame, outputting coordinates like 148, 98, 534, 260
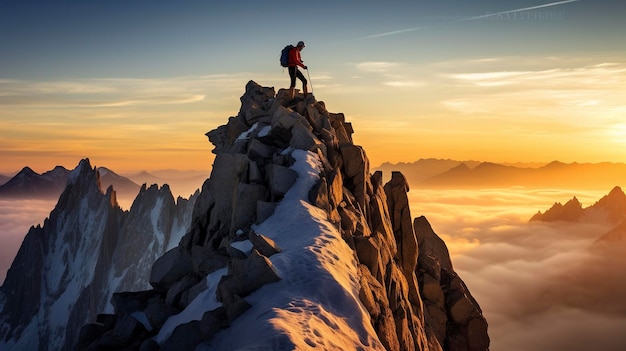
0, 165, 69, 198
77, 81, 488, 351
0, 158, 121, 350
42, 165, 70, 179
0, 158, 198, 350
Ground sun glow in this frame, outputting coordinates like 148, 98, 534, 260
608, 123, 626, 144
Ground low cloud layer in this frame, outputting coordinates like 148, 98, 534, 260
0, 199, 56, 284
411, 187, 626, 351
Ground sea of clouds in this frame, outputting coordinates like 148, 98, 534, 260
2, 187, 626, 350
0, 199, 56, 283
410, 187, 626, 351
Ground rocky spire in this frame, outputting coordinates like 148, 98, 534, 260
0, 159, 197, 351
77, 81, 488, 351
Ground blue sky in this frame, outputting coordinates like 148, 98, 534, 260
4, 0, 619, 79
1, 0, 625, 172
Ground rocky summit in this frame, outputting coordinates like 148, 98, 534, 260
74, 81, 488, 351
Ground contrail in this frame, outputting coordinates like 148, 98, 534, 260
454, 0, 579, 23
362, 0, 579, 39
364, 27, 428, 39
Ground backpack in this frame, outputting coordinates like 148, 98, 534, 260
280, 44, 294, 67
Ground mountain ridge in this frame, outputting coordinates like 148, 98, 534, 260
377, 159, 626, 189
0, 159, 198, 350
530, 186, 626, 224
0, 81, 488, 351
0, 165, 70, 198
76, 81, 488, 350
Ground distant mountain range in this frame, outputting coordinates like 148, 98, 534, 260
0, 166, 70, 198
0, 166, 206, 200
0, 165, 140, 200
0, 174, 10, 186
125, 170, 207, 198
375, 159, 626, 189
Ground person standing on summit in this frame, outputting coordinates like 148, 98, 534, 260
288, 41, 308, 99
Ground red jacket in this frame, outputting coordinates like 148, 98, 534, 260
287, 47, 305, 68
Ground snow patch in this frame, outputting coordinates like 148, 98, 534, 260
150, 196, 166, 249
230, 240, 253, 256
258, 125, 271, 137
131, 311, 153, 332
156, 268, 227, 344
236, 122, 259, 141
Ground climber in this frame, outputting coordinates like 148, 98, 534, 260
288, 41, 308, 99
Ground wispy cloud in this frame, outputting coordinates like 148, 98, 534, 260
355, 61, 399, 73
92, 95, 206, 107
383, 80, 424, 88
440, 61, 626, 129
0, 74, 255, 108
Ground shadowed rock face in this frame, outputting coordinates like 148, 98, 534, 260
76, 81, 488, 351
0, 159, 197, 351
415, 216, 489, 351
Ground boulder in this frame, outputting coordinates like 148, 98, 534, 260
144, 299, 179, 331
165, 273, 201, 307
290, 122, 326, 154
256, 201, 278, 224
216, 250, 281, 301
190, 245, 229, 276
247, 138, 275, 161
266, 164, 297, 199
149, 248, 193, 290
251, 233, 282, 257
161, 320, 203, 351
111, 290, 159, 315
231, 183, 268, 232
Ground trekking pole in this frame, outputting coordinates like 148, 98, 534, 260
306, 68, 314, 96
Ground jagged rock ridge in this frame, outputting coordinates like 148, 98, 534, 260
530, 186, 626, 224
78, 81, 488, 350
0, 159, 197, 350
0, 164, 142, 201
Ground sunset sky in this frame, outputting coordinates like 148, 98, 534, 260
1, 0, 625, 174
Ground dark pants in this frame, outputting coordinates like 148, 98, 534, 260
288, 66, 307, 89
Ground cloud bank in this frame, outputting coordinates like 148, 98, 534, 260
0, 199, 56, 284
410, 187, 626, 351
